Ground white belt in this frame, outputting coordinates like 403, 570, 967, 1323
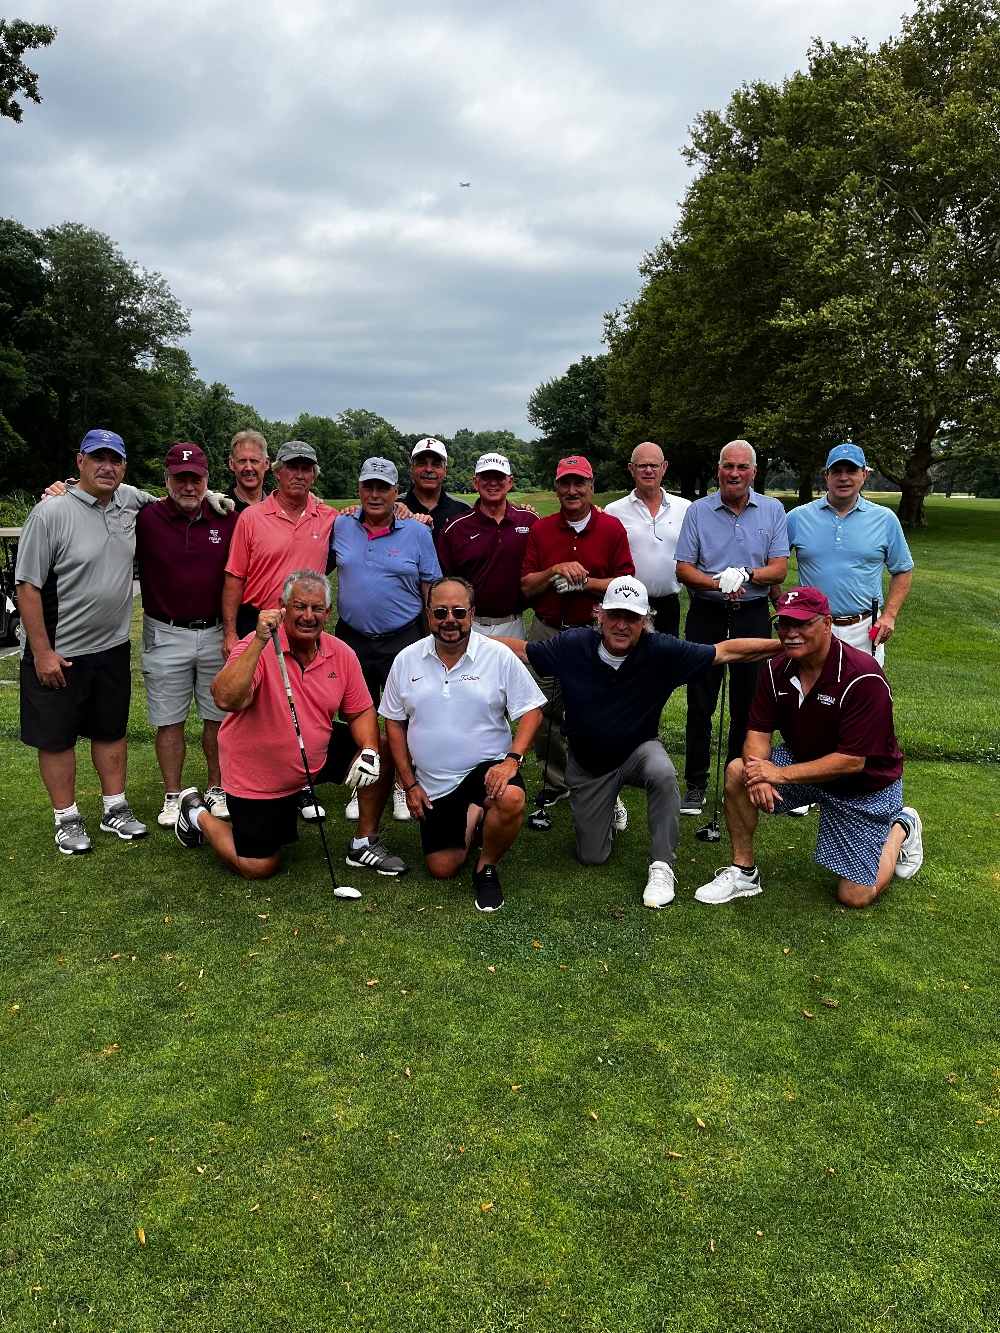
474, 614, 520, 626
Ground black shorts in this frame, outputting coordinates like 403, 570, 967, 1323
226, 723, 358, 860
20, 640, 132, 751
335, 616, 423, 702
418, 759, 525, 856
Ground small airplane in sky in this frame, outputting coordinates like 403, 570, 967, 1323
459, 181, 470, 187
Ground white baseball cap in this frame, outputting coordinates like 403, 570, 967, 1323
359, 456, 399, 486
411, 438, 448, 462
474, 452, 512, 476
602, 576, 649, 616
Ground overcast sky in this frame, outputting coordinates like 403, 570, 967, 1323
2, 0, 911, 436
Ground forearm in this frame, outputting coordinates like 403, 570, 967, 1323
345, 707, 380, 753
384, 720, 417, 787
884, 570, 912, 618
675, 561, 718, 593
716, 637, 782, 665
772, 751, 865, 785
222, 573, 245, 633
582, 576, 614, 596
751, 557, 788, 586
15, 584, 52, 656
520, 570, 553, 599
742, 730, 774, 762
510, 707, 543, 754
211, 638, 265, 711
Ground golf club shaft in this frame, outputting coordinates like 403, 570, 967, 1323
871, 596, 879, 656
270, 629, 340, 890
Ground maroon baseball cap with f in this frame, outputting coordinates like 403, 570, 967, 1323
165, 442, 209, 477
774, 587, 831, 620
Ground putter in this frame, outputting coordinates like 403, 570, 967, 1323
696, 603, 734, 843
528, 592, 568, 831
870, 596, 879, 656
270, 629, 359, 899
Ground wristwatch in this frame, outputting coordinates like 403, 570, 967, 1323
505, 751, 525, 767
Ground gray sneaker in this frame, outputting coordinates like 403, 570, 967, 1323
99, 801, 148, 840
345, 833, 409, 877
55, 814, 92, 856
679, 787, 706, 816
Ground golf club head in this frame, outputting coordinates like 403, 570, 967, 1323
334, 885, 362, 899
528, 807, 552, 831
695, 820, 721, 843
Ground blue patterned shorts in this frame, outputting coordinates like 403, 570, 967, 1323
769, 743, 904, 887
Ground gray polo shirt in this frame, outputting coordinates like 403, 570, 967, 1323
16, 483, 149, 656
673, 488, 789, 602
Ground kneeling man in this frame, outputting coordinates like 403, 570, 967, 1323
501, 576, 779, 907
695, 587, 923, 907
381, 577, 544, 912
174, 570, 406, 881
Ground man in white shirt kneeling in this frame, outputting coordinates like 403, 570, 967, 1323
380, 576, 545, 913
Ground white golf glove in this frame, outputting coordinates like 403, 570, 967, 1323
206, 491, 236, 516
717, 566, 751, 594
346, 748, 380, 789
551, 574, 587, 595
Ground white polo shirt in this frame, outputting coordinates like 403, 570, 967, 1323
379, 632, 545, 800
604, 488, 691, 597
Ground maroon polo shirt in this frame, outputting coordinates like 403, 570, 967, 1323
748, 637, 903, 796
136, 497, 240, 621
438, 500, 539, 617
521, 506, 635, 627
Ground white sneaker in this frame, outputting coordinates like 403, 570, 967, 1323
643, 860, 675, 908
345, 790, 360, 821
694, 864, 762, 905
158, 794, 180, 828
393, 787, 411, 821
205, 787, 230, 820
894, 807, 923, 879
613, 797, 628, 832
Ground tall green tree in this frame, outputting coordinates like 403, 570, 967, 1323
0, 18, 55, 122
527, 355, 627, 490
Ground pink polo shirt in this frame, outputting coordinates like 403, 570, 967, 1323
219, 628, 373, 799
225, 491, 338, 611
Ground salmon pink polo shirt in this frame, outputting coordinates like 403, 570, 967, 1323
224, 492, 338, 611
219, 627, 372, 799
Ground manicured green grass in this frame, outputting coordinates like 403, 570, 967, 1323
1, 496, 997, 1331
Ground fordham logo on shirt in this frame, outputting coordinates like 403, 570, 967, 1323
209, 528, 221, 544
817, 693, 836, 705
515, 526, 530, 533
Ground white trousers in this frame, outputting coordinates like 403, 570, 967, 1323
832, 617, 885, 667
472, 614, 526, 640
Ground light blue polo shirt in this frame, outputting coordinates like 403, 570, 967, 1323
785, 494, 913, 616
673, 489, 789, 602
331, 513, 441, 633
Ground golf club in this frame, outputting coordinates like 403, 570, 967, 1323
696, 602, 734, 843
870, 596, 879, 655
528, 592, 568, 831
270, 628, 359, 899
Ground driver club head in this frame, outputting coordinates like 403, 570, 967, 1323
528, 807, 552, 831
695, 820, 721, 843
334, 885, 362, 900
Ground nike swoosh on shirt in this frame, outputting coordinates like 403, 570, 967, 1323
411, 676, 423, 682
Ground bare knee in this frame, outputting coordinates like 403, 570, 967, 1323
487, 786, 525, 818
235, 855, 280, 881
838, 879, 877, 909
425, 852, 464, 880
725, 758, 745, 790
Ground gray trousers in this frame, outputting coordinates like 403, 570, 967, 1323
566, 739, 680, 867
526, 616, 569, 796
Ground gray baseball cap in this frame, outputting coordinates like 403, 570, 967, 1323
274, 440, 319, 467
359, 456, 399, 486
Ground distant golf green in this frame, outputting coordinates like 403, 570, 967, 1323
0, 496, 996, 1332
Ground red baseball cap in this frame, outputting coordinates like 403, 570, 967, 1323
774, 587, 831, 620
165, 442, 209, 477
554, 455, 594, 481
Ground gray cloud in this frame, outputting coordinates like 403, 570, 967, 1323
2, 0, 912, 433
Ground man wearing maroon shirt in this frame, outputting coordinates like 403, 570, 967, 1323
694, 586, 923, 908
136, 444, 240, 829
438, 451, 538, 639
519, 455, 634, 806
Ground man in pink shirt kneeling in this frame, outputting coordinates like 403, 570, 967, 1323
174, 569, 408, 881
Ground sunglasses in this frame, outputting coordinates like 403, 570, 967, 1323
774, 615, 822, 631
431, 606, 471, 621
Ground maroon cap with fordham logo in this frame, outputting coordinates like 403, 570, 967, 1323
774, 586, 831, 620
165, 442, 209, 477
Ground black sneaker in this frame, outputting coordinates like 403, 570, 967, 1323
473, 863, 504, 913
345, 833, 408, 877
298, 788, 326, 821
175, 787, 206, 849
532, 787, 569, 808
679, 787, 706, 816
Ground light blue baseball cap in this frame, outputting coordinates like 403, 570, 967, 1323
825, 443, 867, 469
80, 429, 126, 458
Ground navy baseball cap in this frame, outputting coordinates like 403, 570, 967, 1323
826, 443, 867, 469
80, 429, 126, 459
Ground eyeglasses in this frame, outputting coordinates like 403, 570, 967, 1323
431, 606, 471, 621
774, 615, 823, 631
632, 462, 663, 472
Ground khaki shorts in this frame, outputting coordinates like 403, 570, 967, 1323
140, 616, 226, 726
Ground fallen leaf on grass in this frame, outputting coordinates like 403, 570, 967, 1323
138, 1228, 146, 1245
756, 1230, 763, 1237
404, 1068, 411, 1078
710, 1239, 715, 1253
828, 1167, 835, 1174
696, 1117, 706, 1129
487, 966, 495, 973
257, 914, 269, 920
782, 947, 790, 955
588, 1111, 598, 1121
481, 1202, 493, 1211
511, 1085, 521, 1092
946, 1073, 957, 1085
366, 979, 379, 987
821, 998, 839, 1008
249, 1203, 260, 1213
802, 1010, 814, 1019
533, 941, 541, 948
668, 1150, 683, 1159
249, 952, 259, 958
459, 1147, 466, 1154
198, 969, 204, 979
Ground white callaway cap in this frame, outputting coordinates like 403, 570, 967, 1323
474, 452, 512, 476
602, 575, 649, 616
411, 437, 448, 461
359, 456, 399, 486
